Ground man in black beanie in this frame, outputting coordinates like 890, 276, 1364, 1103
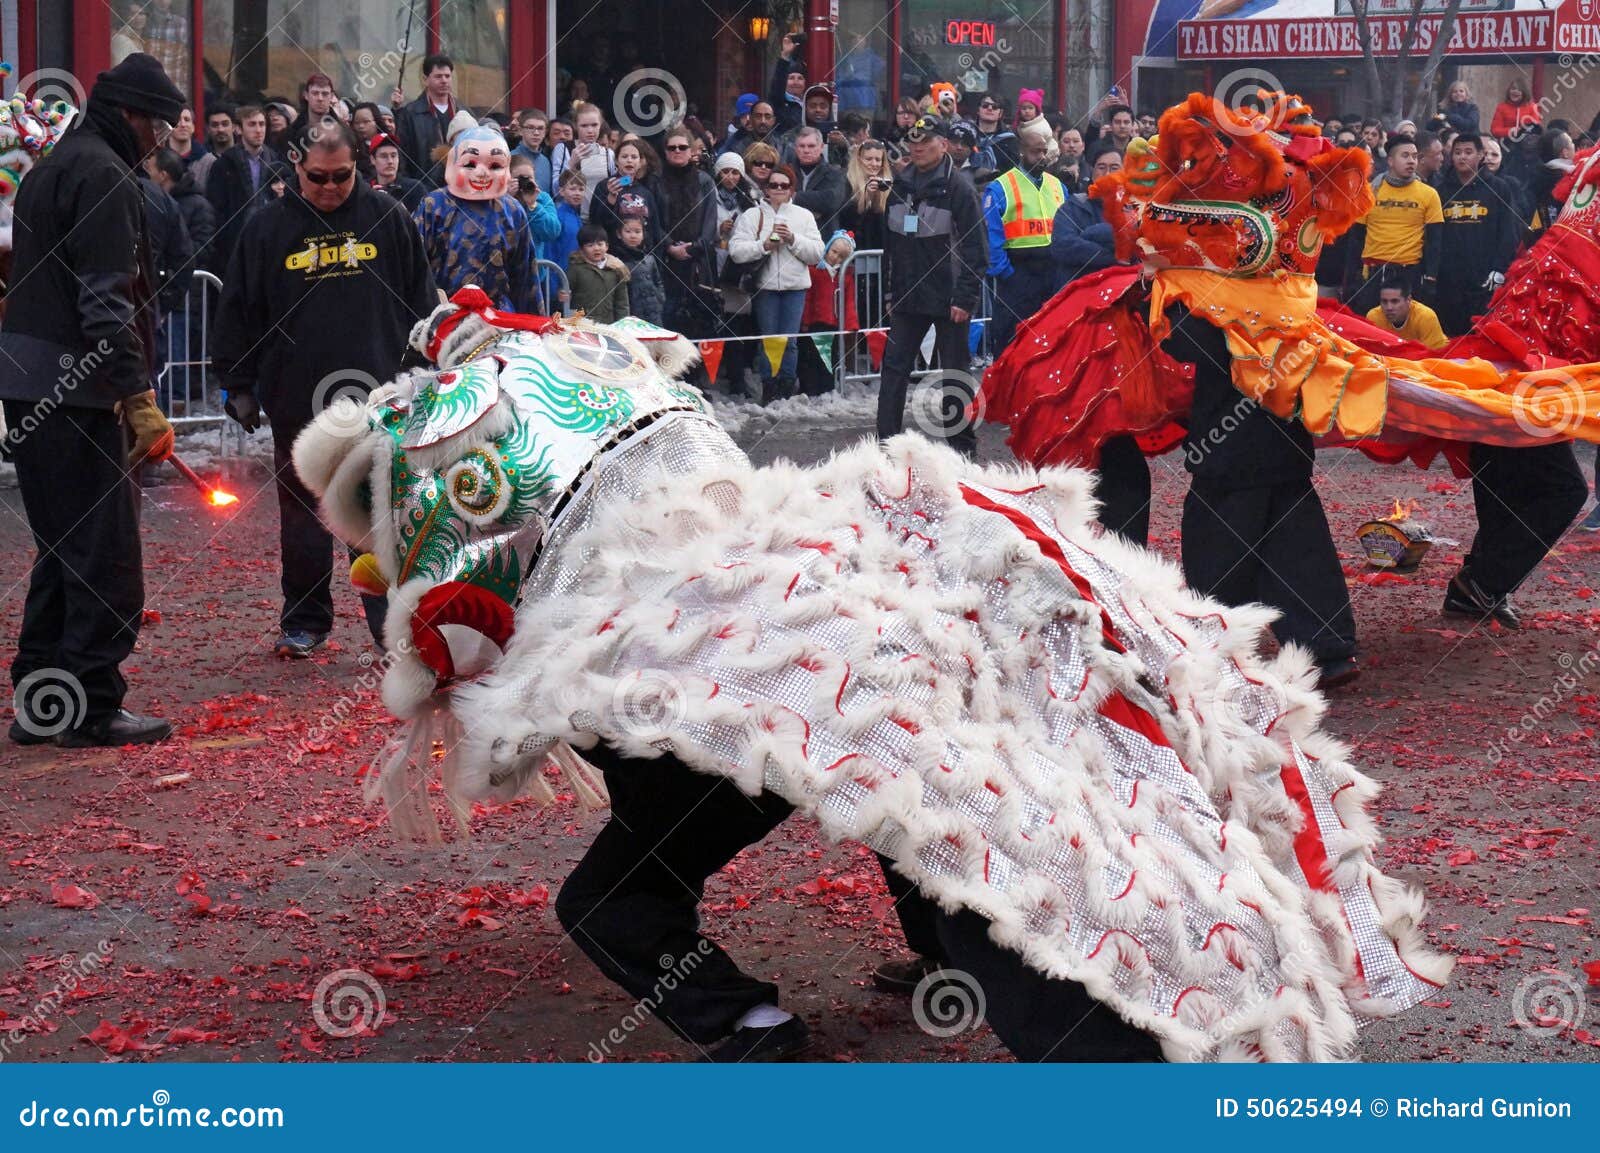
0, 53, 187, 747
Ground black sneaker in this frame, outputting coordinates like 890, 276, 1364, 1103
57, 709, 172, 748
702, 1016, 811, 1063
1316, 657, 1360, 689
871, 956, 946, 995
1442, 570, 1521, 629
273, 630, 327, 659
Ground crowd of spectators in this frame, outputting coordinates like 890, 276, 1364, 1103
138, 49, 1595, 418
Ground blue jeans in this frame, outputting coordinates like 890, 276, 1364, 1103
753, 288, 806, 402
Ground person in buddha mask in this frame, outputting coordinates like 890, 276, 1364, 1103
412, 124, 539, 313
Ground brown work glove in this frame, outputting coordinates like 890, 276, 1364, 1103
118, 389, 174, 470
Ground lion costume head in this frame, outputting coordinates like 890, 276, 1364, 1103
1091, 90, 1373, 277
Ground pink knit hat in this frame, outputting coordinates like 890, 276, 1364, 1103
1017, 88, 1045, 113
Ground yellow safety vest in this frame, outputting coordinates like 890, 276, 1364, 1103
1000, 169, 1066, 249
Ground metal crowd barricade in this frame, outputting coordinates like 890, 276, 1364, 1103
831, 248, 995, 392
536, 258, 572, 316
155, 269, 232, 442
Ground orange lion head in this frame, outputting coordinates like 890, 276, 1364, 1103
1090, 90, 1373, 276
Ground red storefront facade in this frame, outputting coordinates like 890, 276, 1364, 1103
3, 2, 1115, 130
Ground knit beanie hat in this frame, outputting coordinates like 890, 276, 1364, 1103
91, 53, 186, 124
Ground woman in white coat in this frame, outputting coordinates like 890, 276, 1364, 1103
728, 164, 824, 402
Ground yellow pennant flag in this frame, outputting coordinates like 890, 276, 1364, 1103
763, 337, 790, 376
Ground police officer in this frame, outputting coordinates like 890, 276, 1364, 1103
0, 54, 186, 747
983, 126, 1066, 356
877, 115, 988, 456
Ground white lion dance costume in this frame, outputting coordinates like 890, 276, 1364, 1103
295, 288, 1450, 1062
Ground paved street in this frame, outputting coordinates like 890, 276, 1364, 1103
2, 394, 1598, 1062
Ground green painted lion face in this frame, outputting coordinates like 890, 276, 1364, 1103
295, 311, 711, 712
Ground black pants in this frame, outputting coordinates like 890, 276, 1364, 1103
273, 434, 386, 644
875, 852, 945, 960
716, 311, 755, 396
1465, 441, 1587, 598
989, 252, 1056, 358
878, 309, 976, 456
1436, 283, 1492, 339
796, 323, 836, 397
1182, 480, 1357, 664
936, 907, 1164, 1061
556, 743, 795, 1045
1096, 435, 1153, 546
871, 859, 1160, 1061
558, 744, 1162, 1058
5, 401, 144, 725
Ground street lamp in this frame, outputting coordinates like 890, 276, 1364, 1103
750, 15, 772, 42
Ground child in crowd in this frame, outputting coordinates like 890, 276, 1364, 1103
796, 230, 858, 396
550, 168, 587, 310
1016, 87, 1059, 164
566, 223, 631, 322
612, 216, 664, 326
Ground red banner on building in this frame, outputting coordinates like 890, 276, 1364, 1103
1176, 7, 1558, 60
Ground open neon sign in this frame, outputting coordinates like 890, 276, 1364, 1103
945, 20, 996, 47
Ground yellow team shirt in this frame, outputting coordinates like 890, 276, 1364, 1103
1366, 300, 1449, 350
1359, 178, 1444, 267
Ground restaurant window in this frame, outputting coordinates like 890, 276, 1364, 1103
835, 2, 892, 116
114, 0, 192, 94
201, 1, 418, 111
898, 0, 1055, 113
439, 1, 509, 113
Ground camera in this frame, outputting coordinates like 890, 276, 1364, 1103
618, 174, 633, 187
516, 174, 537, 194
869, 178, 892, 191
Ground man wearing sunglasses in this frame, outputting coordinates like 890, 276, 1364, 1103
213, 119, 436, 660
974, 94, 1018, 174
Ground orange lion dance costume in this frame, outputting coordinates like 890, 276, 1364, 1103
982, 92, 1600, 469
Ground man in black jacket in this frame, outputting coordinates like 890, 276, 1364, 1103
878, 116, 988, 457
0, 54, 184, 747
205, 104, 279, 274
789, 127, 848, 235
213, 120, 436, 658
1434, 133, 1521, 338
390, 53, 456, 186
1427, 131, 1586, 629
